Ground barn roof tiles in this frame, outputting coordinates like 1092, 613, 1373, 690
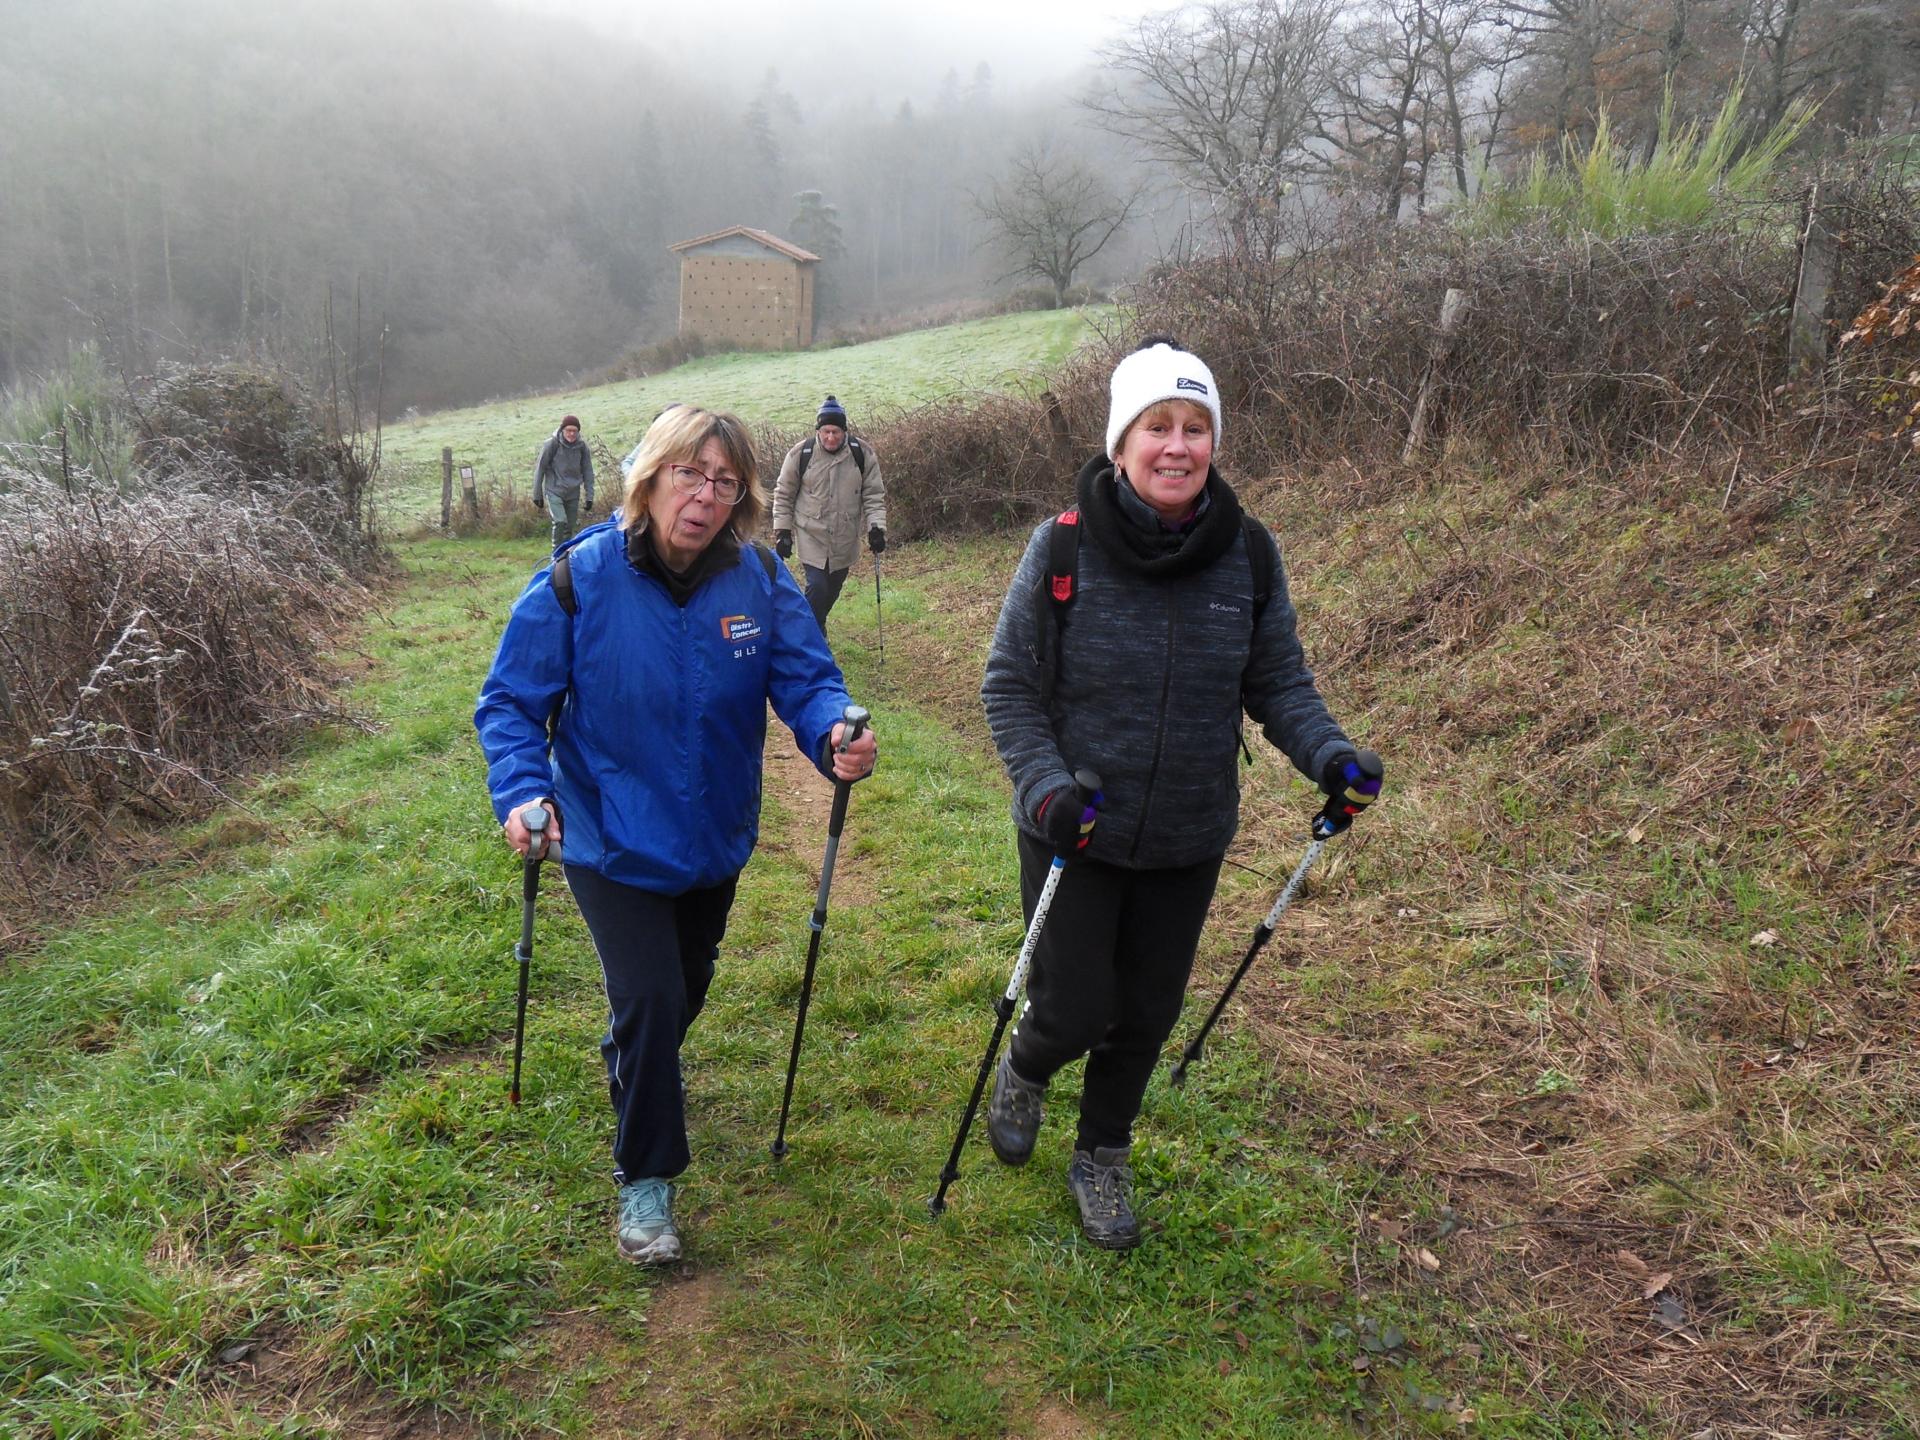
669, 227, 821, 263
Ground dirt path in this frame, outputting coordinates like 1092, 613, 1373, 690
756, 719, 876, 908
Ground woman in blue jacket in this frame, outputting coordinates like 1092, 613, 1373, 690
476, 404, 877, 1266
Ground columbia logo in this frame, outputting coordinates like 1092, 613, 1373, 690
1176, 377, 1210, 396
1209, 601, 1242, 613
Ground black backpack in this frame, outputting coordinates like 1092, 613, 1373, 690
1033, 506, 1276, 716
799, 433, 870, 478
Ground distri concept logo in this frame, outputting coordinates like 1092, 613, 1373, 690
721, 613, 763, 643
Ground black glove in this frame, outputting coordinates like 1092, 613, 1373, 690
583, 499, 594, 514
1317, 750, 1384, 836
868, 526, 886, 554
1035, 782, 1097, 854
531, 497, 543, 513
774, 530, 794, 559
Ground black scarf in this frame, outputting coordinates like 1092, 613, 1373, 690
1073, 452, 1243, 579
627, 525, 741, 607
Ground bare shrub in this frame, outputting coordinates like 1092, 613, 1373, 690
0, 362, 384, 863
134, 363, 380, 569
857, 173, 1920, 540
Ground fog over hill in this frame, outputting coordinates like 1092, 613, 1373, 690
3, 0, 1907, 415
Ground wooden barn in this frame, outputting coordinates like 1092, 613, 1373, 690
670, 227, 820, 351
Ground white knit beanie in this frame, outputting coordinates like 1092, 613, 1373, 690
1104, 341, 1223, 460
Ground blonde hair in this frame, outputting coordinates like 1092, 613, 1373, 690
1117, 398, 1215, 453
618, 405, 766, 538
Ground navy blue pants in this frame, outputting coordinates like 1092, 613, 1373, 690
802, 564, 849, 627
1008, 831, 1223, 1152
565, 863, 738, 1183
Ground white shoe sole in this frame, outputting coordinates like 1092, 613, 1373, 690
618, 1230, 682, 1265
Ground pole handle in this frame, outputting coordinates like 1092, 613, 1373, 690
837, 703, 870, 753
1058, 768, 1103, 858
523, 802, 563, 865
1312, 749, 1382, 840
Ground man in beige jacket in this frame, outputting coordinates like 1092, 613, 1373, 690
772, 394, 887, 628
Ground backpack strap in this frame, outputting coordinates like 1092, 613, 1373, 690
1047, 507, 1081, 603
800, 434, 869, 477
750, 540, 778, 581
1032, 509, 1081, 709
551, 551, 579, 617
1241, 514, 1275, 620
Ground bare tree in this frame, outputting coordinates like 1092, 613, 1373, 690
1083, 0, 1341, 254
974, 142, 1142, 306
1321, 0, 1436, 216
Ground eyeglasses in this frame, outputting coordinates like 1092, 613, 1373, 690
666, 463, 743, 506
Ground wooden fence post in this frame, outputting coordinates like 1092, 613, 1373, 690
441, 447, 453, 529
460, 463, 479, 520
1789, 181, 1835, 383
1402, 287, 1471, 463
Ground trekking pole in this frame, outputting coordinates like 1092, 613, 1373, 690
1170, 750, 1381, 1085
770, 703, 872, 1160
509, 804, 560, 1106
928, 769, 1103, 1217
872, 556, 887, 681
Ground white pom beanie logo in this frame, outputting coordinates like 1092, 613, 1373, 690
1105, 342, 1224, 460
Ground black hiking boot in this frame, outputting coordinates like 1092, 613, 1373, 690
1068, 1146, 1142, 1250
987, 1053, 1045, 1166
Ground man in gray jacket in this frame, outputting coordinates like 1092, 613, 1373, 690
772, 395, 887, 627
533, 415, 595, 551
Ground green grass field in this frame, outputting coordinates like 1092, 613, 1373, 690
378, 309, 1105, 528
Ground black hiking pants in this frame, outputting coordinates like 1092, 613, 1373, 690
1007, 831, 1223, 1153
802, 564, 849, 627
565, 863, 738, 1184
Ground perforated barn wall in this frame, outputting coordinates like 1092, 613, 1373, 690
677, 252, 814, 350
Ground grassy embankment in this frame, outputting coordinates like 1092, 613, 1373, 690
377, 308, 1104, 527
5, 307, 1914, 1438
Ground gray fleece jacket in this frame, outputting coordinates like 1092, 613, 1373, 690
533, 431, 595, 505
981, 456, 1354, 870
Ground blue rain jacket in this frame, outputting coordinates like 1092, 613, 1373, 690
475, 521, 852, 894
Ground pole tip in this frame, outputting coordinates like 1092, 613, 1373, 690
769, 1140, 789, 1161
927, 1196, 946, 1217
509, 1089, 521, 1106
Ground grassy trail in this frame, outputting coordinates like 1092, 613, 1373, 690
0, 534, 1572, 1440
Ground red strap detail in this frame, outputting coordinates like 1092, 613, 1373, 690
1048, 507, 1080, 602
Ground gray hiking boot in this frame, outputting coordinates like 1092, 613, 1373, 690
1068, 1146, 1142, 1250
987, 1053, 1046, 1166
616, 1178, 681, 1265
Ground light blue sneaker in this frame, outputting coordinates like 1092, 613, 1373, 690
616, 1178, 681, 1265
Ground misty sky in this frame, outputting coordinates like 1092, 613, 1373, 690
509, 0, 1166, 99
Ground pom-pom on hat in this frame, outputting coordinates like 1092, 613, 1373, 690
816, 395, 848, 429
560, 414, 581, 432
1104, 340, 1222, 460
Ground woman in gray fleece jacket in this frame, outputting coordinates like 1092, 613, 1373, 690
978, 337, 1383, 1249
